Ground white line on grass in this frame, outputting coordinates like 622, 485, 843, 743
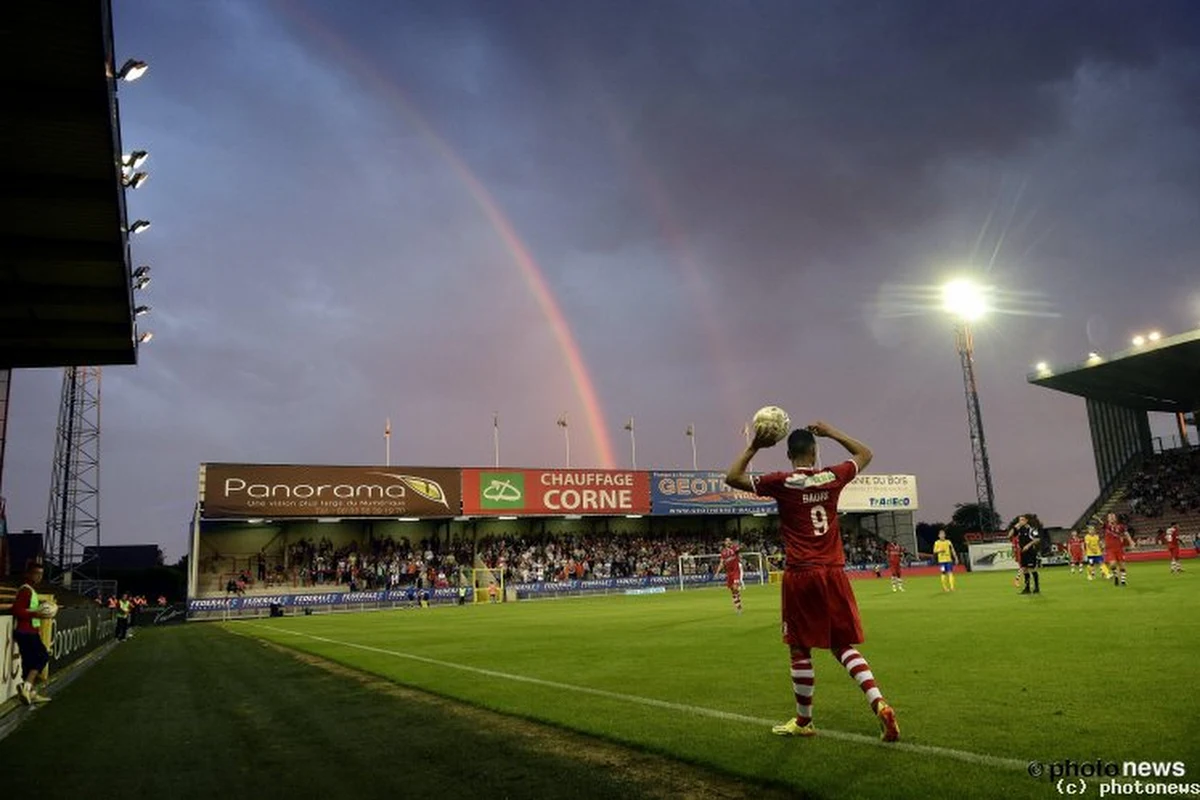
241, 622, 1028, 772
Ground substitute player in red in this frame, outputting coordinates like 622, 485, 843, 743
726, 420, 899, 742
713, 537, 744, 614
1067, 530, 1085, 575
886, 541, 905, 592
1103, 512, 1135, 587
1163, 523, 1184, 574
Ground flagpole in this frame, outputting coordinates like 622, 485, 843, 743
493, 412, 500, 468
624, 417, 636, 470
385, 418, 391, 467
743, 422, 753, 472
557, 413, 570, 468
687, 424, 697, 470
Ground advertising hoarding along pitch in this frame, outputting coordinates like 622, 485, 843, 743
649, 470, 918, 515
837, 473, 919, 512
462, 469, 651, 516
651, 471, 775, 515
201, 464, 461, 519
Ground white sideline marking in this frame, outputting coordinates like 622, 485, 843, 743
240, 622, 1028, 772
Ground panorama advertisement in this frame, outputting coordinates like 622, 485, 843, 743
461, 469, 651, 516
200, 464, 461, 519
651, 471, 776, 515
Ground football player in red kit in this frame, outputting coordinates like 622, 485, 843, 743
1103, 512, 1135, 587
713, 537, 744, 613
726, 421, 899, 742
1163, 524, 1184, 574
1067, 530, 1085, 575
886, 542, 905, 592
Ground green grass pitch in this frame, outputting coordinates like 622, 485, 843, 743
4, 567, 1198, 799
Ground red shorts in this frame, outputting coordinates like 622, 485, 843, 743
1168, 546, 1181, 559
889, 561, 901, 576
781, 566, 864, 650
1106, 549, 1124, 563
1069, 552, 1083, 564
726, 572, 742, 589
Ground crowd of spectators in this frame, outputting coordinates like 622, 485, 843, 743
1126, 449, 1200, 519
280, 535, 472, 591
213, 526, 899, 594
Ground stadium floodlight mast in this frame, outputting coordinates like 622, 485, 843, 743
624, 417, 636, 469
556, 413, 570, 468
941, 277, 998, 535
686, 424, 697, 470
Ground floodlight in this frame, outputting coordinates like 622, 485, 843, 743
123, 171, 149, 189
117, 59, 148, 82
121, 151, 148, 169
1035, 362, 1049, 372
129, 219, 151, 234
134, 305, 151, 317
136, 331, 154, 344
1148, 331, 1161, 342
1132, 335, 1146, 347
941, 278, 989, 322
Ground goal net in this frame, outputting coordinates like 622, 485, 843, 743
676, 552, 767, 592
469, 567, 505, 604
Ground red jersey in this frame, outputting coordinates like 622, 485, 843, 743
1104, 523, 1128, 554
720, 546, 742, 577
887, 544, 902, 567
1067, 537, 1084, 559
1164, 526, 1181, 552
754, 460, 857, 569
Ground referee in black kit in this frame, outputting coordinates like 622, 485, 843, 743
1014, 514, 1043, 594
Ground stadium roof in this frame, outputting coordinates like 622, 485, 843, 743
0, 0, 137, 368
1027, 327, 1200, 413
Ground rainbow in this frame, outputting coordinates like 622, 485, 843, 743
275, 3, 616, 467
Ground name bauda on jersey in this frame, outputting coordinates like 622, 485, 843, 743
802, 491, 830, 504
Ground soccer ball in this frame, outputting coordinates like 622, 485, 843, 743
752, 406, 791, 446
39, 602, 58, 619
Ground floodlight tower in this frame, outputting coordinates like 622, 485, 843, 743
942, 278, 998, 534
45, 367, 103, 587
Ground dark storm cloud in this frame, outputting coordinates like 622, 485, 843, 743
3, 1, 1198, 558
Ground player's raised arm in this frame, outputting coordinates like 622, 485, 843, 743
725, 443, 759, 492
726, 428, 775, 492
807, 422, 873, 472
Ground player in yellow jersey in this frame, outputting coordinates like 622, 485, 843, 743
933, 529, 957, 592
1083, 525, 1108, 581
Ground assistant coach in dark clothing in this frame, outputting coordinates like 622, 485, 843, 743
1014, 515, 1042, 594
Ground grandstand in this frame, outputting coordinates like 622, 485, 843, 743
187, 463, 922, 616
1028, 327, 1200, 550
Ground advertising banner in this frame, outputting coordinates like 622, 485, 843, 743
1, 615, 20, 704
509, 572, 767, 595
188, 587, 464, 613
462, 469, 651, 516
201, 464, 461, 519
968, 541, 1018, 572
651, 471, 776, 515
47, 606, 117, 671
144, 604, 188, 626
837, 474, 919, 512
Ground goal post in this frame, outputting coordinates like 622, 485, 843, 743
676, 552, 767, 592
469, 567, 505, 604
